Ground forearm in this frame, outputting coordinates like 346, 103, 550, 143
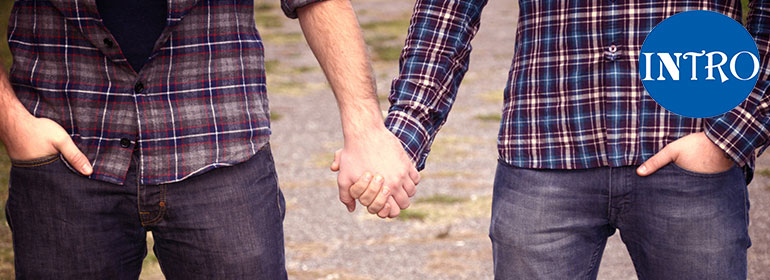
0, 67, 32, 144
385, 0, 488, 168
296, 0, 383, 142
704, 0, 770, 165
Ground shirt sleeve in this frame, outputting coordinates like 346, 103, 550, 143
281, 0, 326, 19
384, 0, 488, 170
704, 0, 770, 167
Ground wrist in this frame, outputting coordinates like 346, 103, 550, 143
0, 104, 33, 143
698, 131, 735, 163
343, 123, 391, 148
341, 107, 387, 142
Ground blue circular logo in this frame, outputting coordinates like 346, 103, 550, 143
640, 10, 759, 118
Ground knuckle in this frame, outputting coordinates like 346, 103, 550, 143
50, 134, 66, 146
349, 190, 361, 199
360, 197, 372, 205
70, 153, 86, 165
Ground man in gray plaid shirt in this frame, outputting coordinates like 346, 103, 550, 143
0, 0, 418, 278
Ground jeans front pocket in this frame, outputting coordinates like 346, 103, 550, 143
669, 162, 738, 178
10, 154, 61, 168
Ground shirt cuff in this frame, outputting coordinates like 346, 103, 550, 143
384, 110, 431, 170
281, 0, 326, 19
703, 88, 770, 168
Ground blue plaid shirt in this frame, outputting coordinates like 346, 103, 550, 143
385, 0, 770, 174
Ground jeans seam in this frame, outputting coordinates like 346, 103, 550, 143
267, 146, 283, 219
4, 203, 12, 232
141, 185, 167, 226
584, 238, 605, 279
742, 181, 750, 247
275, 180, 282, 218
141, 205, 166, 226
137, 156, 142, 225
607, 168, 613, 222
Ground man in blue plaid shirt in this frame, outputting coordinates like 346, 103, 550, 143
338, 0, 769, 278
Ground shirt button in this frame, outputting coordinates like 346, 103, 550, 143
103, 38, 114, 48
120, 138, 132, 148
134, 82, 144, 93
609, 44, 617, 53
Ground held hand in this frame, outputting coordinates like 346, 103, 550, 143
330, 127, 420, 217
346, 172, 399, 218
332, 152, 400, 217
2, 115, 92, 175
636, 132, 734, 176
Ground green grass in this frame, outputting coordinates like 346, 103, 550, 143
0, 144, 12, 277
264, 60, 280, 73
396, 208, 428, 222
371, 45, 403, 62
360, 19, 411, 40
254, 1, 278, 13
260, 32, 304, 44
417, 194, 467, 205
254, 13, 283, 29
361, 18, 411, 62
253, 0, 284, 30
756, 169, 770, 178
479, 89, 504, 104
1, 0, 13, 70
474, 113, 502, 122
742, 0, 749, 23
264, 59, 326, 96
270, 112, 283, 121
0, 0, 12, 269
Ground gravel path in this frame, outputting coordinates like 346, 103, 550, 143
136, 1, 770, 279
0, 1, 764, 279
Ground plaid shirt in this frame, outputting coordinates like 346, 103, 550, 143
7, 0, 321, 185
386, 0, 770, 173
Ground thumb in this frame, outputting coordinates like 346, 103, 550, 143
637, 146, 675, 176
53, 136, 92, 176
330, 149, 341, 172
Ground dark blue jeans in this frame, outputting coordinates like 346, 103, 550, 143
490, 160, 750, 280
5, 145, 287, 279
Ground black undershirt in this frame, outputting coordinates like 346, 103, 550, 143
96, 0, 167, 72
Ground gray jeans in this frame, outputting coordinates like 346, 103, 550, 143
490, 160, 750, 280
6, 144, 286, 279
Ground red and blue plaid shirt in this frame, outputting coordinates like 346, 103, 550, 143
386, 0, 770, 175
7, 0, 321, 185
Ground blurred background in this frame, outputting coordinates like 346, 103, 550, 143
0, 0, 767, 279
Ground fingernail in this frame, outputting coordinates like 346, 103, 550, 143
364, 173, 372, 180
83, 164, 92, 174
638, 165, 647, 174
382, 187, 390, 195
374, 175, 383, 182
347, 205, 354, 212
